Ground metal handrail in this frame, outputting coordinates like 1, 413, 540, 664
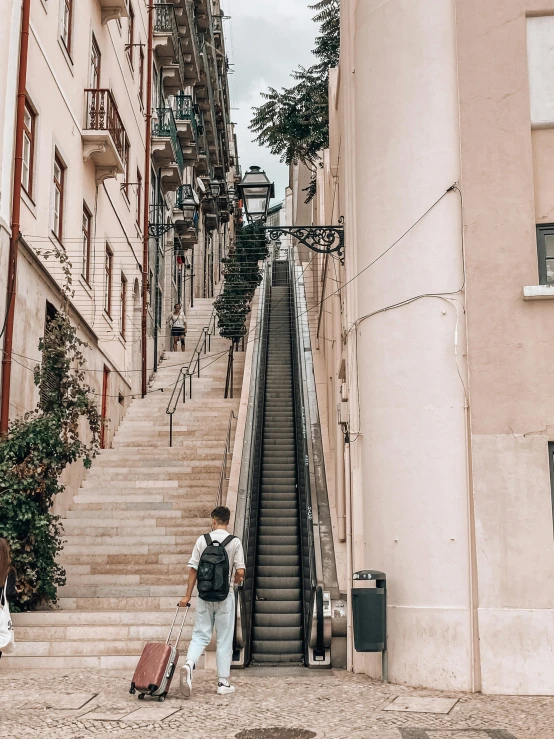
166, 306, 218, 446
216, 410, 236, 507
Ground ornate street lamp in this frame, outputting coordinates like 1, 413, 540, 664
236, 166, 275, 222
240, 166, 345, 264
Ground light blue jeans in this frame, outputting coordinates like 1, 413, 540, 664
186, 592, 235, 679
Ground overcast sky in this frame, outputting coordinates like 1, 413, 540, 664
221, 0, 318, 204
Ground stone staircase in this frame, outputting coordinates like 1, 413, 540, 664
4, 298, 244, 669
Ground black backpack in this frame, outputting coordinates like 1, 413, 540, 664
197, 534, 235, 602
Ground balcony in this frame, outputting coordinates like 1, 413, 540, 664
97, 0, 129, 24
172, 93, 198, 152
152, 107, 185, 195
82, 89, 126, 183
154, 4, 199, 89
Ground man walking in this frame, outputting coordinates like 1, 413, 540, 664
179, 506, 245, 696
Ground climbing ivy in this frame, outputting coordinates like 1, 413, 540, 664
0, 246, 101, 611
214, 223, 269, 341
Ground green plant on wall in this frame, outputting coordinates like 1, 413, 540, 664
215, 223, 269, 341
0, 245, 101, 611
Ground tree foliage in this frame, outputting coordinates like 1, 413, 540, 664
0, 248, 100, 611
214, 223, 269, 341
249, 0, 340, 200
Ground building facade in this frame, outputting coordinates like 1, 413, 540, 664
295, 0, 554, 695
0, 0, 239, 512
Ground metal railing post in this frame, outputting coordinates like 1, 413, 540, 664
197, 350, 201, 377
169, 414, 173, 448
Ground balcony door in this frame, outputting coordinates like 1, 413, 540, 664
90, 36, 101, 89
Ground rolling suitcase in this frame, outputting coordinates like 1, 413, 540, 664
130, 604, 190, 702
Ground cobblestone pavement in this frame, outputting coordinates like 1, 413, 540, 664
0, 668, 552, 739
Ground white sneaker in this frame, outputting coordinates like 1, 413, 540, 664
180, 663, 193, 698
217, 681, 236, 696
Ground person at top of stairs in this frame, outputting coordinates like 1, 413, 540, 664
169, 303, 187, 352
178, 506, 245, 697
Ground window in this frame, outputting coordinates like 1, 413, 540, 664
120, 273, 127, 339
22, 100, 35, 197
136, 169, 142, 227
139, 45, 145, 104
127, 4, 135, 69
61, 0, 73, 53
53, 154, 65, 242
536, 224, 554, 284
123, 136, 130, 199
90, 36, 101, 89
82, 204, 92, 283
104, 243, 113, 316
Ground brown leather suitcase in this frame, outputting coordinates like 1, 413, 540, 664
130, 605, 189, 702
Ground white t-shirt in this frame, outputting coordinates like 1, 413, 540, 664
188, 529, 246, 584
170, 311, 187, 330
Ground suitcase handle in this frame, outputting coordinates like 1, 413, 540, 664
166, 604, 190, 647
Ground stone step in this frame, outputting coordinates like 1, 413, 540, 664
60, 568, 188, 584
62, 535, 198, 546
62, 543, 196, 555
61, 524, 209, 537
14, 624, 194, 643
57, 585, 185, 598
56, 573, 188, 586
13, 610, 195, 626
60, 553, 191, 566
55, 596, 191, 611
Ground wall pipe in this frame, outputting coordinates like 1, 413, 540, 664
1, 0, 32, 434
141, 0, 154, 397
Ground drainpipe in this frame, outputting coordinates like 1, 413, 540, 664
0, 0, 31, 434
141, 0, 154, 397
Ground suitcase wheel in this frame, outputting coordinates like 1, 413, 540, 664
158, 695, 166, 702
138, 694, 145, 700
129, 684, 136, 695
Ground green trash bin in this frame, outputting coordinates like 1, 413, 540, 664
352, 570, 386, 652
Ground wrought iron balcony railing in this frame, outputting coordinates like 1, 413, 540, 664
173, 93, 198, 139
154, 3, 199, 87
152, 107, 185, 176
154, 4, 188, 89
84, 89, 126, 161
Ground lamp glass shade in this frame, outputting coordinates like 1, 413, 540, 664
238, 166, 275, 222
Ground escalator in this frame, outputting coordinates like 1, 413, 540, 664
233, 258, 345, 669
252, 263, 303, 663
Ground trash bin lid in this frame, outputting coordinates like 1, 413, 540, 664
353, 570, 386, 581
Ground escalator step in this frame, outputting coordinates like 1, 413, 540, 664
256, 577, 301, 589
257, 536, 299, 547
251, 653, 304, 664
254, 599, 302, 614
257, 545, 300, 557
257, 554, 300, 567
253, 627, 302, 641
256, 565, 300, 578
256, 587, 302, 601
252, 640, 304, 655
254, 612, 302, 627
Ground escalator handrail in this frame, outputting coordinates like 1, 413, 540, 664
291, 259, 340, 597
232, 265, 270, 664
